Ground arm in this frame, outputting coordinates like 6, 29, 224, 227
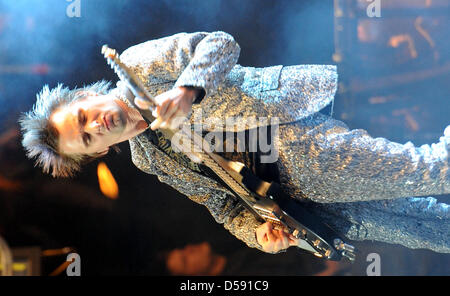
121, 31, 241, 100
222, 203, 266, 250
128, 31, 241, 129
223, 205, 299, 253
131, 136, 297, 254
172, 31, 241, 99
200, 191, 299, 254
127, 33, 296, 252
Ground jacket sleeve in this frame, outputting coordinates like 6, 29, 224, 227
129, 134, 267, 252
157, 171, 267, 252
120, 31, 241, 100
199, 191, 266, 251
222, 202, 267, 251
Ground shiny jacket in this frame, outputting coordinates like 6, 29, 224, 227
113, 31, 450, 253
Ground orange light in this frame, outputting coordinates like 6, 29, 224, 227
0, 175, 21, 191
388, 34, 418, 58
97, 162, 119, 199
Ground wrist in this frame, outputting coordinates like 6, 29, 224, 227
179, 86, 204, 104
189, 88, 200, 103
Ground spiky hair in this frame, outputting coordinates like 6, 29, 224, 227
19, 80, 112, 177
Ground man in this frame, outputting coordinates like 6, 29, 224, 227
20, 31, 450, 254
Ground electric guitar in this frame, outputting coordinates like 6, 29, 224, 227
102, 45, 356, 261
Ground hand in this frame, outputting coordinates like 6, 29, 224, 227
134, 86, 198, 130
256, 222, 300, 253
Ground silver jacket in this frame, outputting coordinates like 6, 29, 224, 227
119, 31, 338, 131
115, 31, 450, 253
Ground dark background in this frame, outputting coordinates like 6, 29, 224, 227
0, 0, 449, 275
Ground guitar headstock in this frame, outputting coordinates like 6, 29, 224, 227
101, 45, 118, 60
101, 43, 157, 113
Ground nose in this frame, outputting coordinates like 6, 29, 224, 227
85, 119, 101, 134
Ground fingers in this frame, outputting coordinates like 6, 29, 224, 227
154, 103, 180, 130
270, 229, 289, 252
265, 222, 276, 243
288, 234, 301, 246
256, 223, 269, 246
150, 116, 164, 130
152, 108, 188, 130
256, 222, 294, 253
134, 97, 152, 110
151, 102, 179, 130
136, 96, 182, 131
277, 229, 290, 250
161, 99, 179, 122
164, 105, 183, 129
134, 94, 168, 131
154, 91, 173, 118
150, 88, 193, 131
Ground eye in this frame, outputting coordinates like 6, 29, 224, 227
83, 133, 91, 147
78, 109, 87, 126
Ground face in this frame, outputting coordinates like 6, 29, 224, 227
51, 93, 147, 155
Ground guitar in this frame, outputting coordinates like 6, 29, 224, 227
101, 45, 356, 261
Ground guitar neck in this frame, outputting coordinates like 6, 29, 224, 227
101, 45, 355, 261
102, 45, 260, 204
